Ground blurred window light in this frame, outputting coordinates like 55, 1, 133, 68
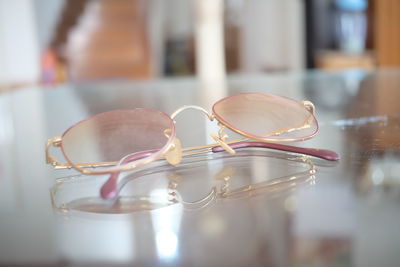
151, 189, 183, 260
155, 230, 178, 259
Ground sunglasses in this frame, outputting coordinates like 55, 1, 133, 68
46, 92, 339, 199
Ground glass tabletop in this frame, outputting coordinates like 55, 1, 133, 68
1, 69, 400, 266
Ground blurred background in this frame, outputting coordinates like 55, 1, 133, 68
0, 0, 399, 88
1, 2, 400, 265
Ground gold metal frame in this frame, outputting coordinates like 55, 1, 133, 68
46, 98, 316, 174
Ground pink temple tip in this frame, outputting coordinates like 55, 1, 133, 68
100, 150, 157, 200
100, 172, 119, 199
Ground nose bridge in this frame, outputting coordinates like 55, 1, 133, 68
170, 104, 238, 156
170, 105, 214, 121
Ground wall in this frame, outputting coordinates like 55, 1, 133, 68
0, 0, 40, 84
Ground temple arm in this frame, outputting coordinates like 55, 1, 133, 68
100, 141, 339, 199
212, 141, 340, 161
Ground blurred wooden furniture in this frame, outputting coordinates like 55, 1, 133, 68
306, 0, 400, 69
373, 0, 400, 67
316, 50, 375, 71
50, 0, 152, 80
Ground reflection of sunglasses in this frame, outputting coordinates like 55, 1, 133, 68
46, 92, 339, 199
51, 151, 318, 214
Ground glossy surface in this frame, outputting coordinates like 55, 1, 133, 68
1, 70, 400, 266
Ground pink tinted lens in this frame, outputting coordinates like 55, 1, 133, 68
61, 109, 174, 170
212, 93, 318, 141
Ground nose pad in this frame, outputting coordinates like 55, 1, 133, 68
210, 133, 236, 154
165, 138, 183, 166
300, 100, 315, 115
